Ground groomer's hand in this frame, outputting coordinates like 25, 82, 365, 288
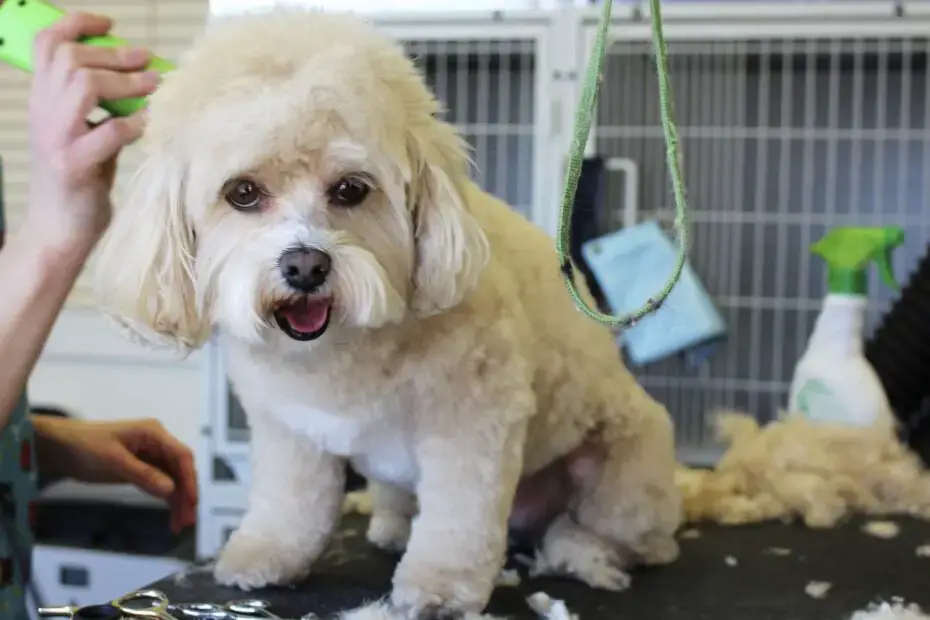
32, 416, 198, 533
26, 12, 157, 253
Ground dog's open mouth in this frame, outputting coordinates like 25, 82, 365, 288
273, 295, 333, 341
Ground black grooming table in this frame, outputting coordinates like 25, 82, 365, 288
151, 514, 930, 619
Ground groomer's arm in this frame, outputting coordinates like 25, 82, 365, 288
0, 12, 157, 428
0, 227, 97, 429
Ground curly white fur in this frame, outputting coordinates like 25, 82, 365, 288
93, 8, 680, 617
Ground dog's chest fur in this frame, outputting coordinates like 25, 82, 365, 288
276, 399, 418, 490
227, 339, 422, 491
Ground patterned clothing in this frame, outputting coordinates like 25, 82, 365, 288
0, 161, 39, 619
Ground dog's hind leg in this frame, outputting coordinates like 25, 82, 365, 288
367, 482, 416, 553
534, 386, 681, 589
579, 386, 682, 564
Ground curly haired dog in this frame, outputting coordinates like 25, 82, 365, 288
93, 8, 681, 617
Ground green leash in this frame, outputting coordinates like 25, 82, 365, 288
555, 0, 690, 328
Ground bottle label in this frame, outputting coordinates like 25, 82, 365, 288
795, 379, 849, 424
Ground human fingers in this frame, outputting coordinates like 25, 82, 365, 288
103, 443, 176, 498
51, 42, 151, 76
33, 14, 154, 139
57, 67, 157, 132
131, 420, 199, 533
168, 491, 197, 533
70, 67, 158, 103
69, 111, 148, 166
130, 419, 199, 506
48, 43, 152, 114
32, 13, 114, 74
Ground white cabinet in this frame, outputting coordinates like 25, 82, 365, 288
196, 509, 245, 561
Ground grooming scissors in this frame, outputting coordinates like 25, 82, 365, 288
38, 589, 295, 619
170, 599, 290, 619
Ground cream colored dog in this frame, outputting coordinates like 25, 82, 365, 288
94, 8, 681, 618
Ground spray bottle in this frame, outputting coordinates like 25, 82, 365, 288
788, 226, 905, 428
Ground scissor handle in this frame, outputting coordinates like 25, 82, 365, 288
112, 589, 172, 618
37, 605, 78, 618
169, 602, 232, 618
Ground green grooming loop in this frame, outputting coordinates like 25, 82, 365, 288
0, 0, 175, 117
556, 0, 691, 329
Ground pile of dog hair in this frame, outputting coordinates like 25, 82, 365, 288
676, 412, 930, 528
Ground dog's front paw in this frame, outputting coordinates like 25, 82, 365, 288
214, 531, 313, 590
390, 561, 494, 619
367, 511, 411, 553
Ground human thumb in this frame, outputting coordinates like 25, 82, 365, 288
116, 449, 176, 498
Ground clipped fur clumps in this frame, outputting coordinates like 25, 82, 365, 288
676, 412, 930, 528
337, 600, 506, 620
851, 601, 930, 620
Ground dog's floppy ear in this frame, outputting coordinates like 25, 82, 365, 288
93, 148, 208, 354
407, 121, 490, 316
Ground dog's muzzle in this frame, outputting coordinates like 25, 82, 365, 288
274, 247, 334, 341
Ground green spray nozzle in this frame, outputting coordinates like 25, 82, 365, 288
811, 226, 905, 296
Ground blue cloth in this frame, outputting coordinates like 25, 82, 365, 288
0, 168, 38, 619
581, 220, 727, 367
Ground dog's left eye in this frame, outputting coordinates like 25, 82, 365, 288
328, 177, 371, 208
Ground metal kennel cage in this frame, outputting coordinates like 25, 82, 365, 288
584, 3, 930, 462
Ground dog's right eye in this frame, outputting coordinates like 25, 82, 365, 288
224, 178, 266, 211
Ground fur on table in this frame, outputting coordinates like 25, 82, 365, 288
676, 412, 930, 528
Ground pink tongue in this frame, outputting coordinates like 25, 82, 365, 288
282, 299, 329, 333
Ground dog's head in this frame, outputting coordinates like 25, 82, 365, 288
94, 9, 490, 353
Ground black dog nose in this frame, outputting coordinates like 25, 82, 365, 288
279, 247, 331, 292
